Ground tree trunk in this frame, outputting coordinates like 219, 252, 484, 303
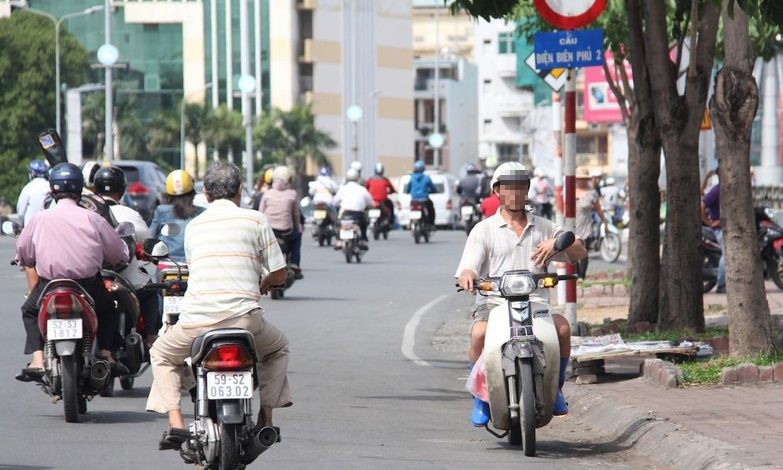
624, 0, 662, 326
710, 0, 773, 356
644, 1, 719, 332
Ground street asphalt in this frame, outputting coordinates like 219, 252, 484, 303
0, 228, 662, 469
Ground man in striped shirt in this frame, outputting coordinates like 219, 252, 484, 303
146, 161, 291, 450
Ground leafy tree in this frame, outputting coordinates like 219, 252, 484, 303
204, 104, 244, 163
0, 11, 86, 204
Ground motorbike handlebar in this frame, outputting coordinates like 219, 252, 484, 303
455, 273, 579, 293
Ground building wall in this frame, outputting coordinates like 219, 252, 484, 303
412, 4, 474, 61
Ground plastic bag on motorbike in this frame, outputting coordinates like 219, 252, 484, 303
465, 351, 489, 402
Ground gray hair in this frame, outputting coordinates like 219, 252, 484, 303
204, 161, 242, 201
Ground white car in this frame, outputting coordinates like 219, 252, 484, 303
395, 171, 460, 229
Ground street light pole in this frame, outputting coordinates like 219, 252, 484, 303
104, 0, 113, 162
433, 3, 440, 168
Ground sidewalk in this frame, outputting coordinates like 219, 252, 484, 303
568, 277, 783, 469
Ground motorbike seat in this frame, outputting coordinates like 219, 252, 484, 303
190, 328, 259, 364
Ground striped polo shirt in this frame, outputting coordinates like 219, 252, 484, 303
179, 199, 287, 326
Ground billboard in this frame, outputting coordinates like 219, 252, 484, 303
583, 51, 633, 123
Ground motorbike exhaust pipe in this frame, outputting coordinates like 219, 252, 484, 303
123, 332, 143, 374
90, 360, 111, 390
242, 426, 279, 463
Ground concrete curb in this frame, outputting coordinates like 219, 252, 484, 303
565, 383, 760, 469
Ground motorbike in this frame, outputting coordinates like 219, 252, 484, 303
462, 232, 577, 456
338, 215, 366, 263
409, 200, 434, 244
311, 202, 335, 247
755, 206, 783, 290
143, 239, 279, 468
460, 199, 482, 235
701, 226, 722, 293
368, 201, 391, 241
270, 230, 297, 299
587, 220, 622, 263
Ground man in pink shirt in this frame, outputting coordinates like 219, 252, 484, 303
15, 163, 129, 382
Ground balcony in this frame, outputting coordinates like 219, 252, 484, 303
496, 54, 516, 78
495, 94, 532, 117
298, 38, 313, 63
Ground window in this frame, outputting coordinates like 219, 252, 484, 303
482, 78, 492, 95
498, 32, 516, 54
497, 143, 521, 162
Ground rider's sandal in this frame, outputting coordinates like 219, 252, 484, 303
158, 428, 190, 451
15, 365, 45, 383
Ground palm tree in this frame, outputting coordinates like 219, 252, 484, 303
205, 105, 244, 164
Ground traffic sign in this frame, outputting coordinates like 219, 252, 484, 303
524, 53, 566, 92
534, 29, 604, 69
533, 0, 607, 30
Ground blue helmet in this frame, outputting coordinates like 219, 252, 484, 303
464, 162, 479, 174
49, 162, 83, 195
319, 166, 331, 177
29, 159, 48, 179
414, 160, 425, 172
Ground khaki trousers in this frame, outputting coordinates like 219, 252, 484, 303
146, 310, 291, 413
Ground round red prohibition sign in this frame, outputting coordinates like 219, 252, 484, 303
533, 0, 607, 30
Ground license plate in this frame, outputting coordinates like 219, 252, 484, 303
340, 229, 354, 240
368, 209, 381, 219
314, 209, 327, 220
410, 210, 422, 220
461, 206, 474, 216
207, 371, 253, 399
163, 296, 183, 314
47, 319, 82, 340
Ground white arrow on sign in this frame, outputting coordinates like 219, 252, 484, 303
525, 53, 566, 92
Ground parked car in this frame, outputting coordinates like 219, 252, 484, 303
112, 160, 167, 224
395, 171, 460, 229
193, 180, 255, 209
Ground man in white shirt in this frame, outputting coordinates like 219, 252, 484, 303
17, 159, 50, 226
333, 168, 373, 245
146, 161, 290, 451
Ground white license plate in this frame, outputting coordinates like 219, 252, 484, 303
47, 319, 82, 340
368, 209, 381, 218
339, 229, 354, 240
207, 371, 253, 399
313, 209, 327, 220
163, 296, 183, 314
461, 206, 474, 216
410, 210, 422, 220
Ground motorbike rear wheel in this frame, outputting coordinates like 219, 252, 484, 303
61, 355, 81, 423
372, 223, 380, 241
600, 232, 622, 263
218, 422, 239, 470
318, 233, 325, 247
768, 258, 783, 290
344, 243, 353, 263
120, 376, 135, 390
423, 226, 431, 243
516, 360, 536, 456
413, 223, 421, 244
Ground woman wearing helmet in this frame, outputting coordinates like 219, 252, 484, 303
17, 159, 50, 226
80, 160, 102, 194
149, 170, 205, 262
259, 165, 304, 278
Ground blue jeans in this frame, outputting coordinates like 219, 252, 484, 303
715, 227, 726, 289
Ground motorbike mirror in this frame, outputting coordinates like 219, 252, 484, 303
1, 220, 21, 237
151, 240, 170, 258
37, 129, 67, 166
159, 223, 180, 237
142, 238, 159, 256
553, 231, 575, 252
115, 221, 135, 238
300, 196, 311, 209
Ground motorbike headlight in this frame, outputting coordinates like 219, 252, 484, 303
764, 207, 777, 221
499, 272, 536, 297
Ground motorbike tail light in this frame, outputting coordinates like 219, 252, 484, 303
774, 238, 783, 251
46, 292, 82, 319
204, 344, 254, 370
411, 202, 422, 211
103, 279, 118, 291
127, 182, 150, 196
446, 199, 453, 210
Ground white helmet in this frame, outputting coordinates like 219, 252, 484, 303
346, 168, 360, 182
350, 161, 362, 172
490, 162, 532, 189
81, 161, 102, 189
272, 165, 292, 182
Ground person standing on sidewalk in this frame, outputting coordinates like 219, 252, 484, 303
702, 178, 725, 293
455, 162, 587, 426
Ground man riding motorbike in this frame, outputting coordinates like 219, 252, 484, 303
364, 163, 396, 227
333, 168, 373, 247
455, 162, 587, 425
14, 162, 130, 382
259, 165, 303, 278
17, 159, 50, 227
405, 160, 437, 227
457, 162, 483, 205
93, 165, 161, 348
146, 161, 291, 451
309, 166, 339, 226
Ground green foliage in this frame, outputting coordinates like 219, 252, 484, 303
253, 104, 336, 172
0, 12, 86, 204
448, 0, 520, 21
680, 353, 783, 384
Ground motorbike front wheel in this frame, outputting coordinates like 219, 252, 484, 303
120, 376, 135, 390
218, 422, 239, 470
514, 360, 536, 456
600, 232, 622, 263
61, 355, 81, 423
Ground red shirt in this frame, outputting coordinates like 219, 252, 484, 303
481, 193, 500, 217
365, 177, 396, 203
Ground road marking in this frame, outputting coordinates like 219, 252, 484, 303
402, 294, 448, 367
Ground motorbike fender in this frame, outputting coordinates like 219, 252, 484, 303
54, 340, 77, 356
484, 301, 560, 430
217, 401, 245, 424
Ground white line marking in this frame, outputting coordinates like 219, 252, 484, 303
402, 294, 448, 367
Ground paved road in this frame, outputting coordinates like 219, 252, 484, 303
0, 228, 648, 469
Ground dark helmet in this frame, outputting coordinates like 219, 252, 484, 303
49, 162, 83, 195
29, 159, 48, 179
93, 166, 127, 195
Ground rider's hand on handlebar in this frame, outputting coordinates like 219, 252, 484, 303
457, 269, 477, 293
531, 238, 557, 267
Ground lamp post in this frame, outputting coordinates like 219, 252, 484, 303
346, 105, 363, 163
239, 0, 255, 190
180, 83, 213, 171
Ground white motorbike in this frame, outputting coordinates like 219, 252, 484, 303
468, 232, 577, 456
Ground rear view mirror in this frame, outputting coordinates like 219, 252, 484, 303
160, 223, 180, 237
1, 220, 21, 237
115, 221, 135, 238
553, 231, 575, 252
37, 129, 67, 166
142, 238, 159, 256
